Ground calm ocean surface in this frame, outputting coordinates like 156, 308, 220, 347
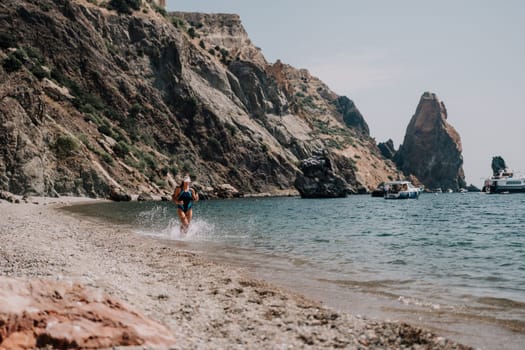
66, 193, 525, 349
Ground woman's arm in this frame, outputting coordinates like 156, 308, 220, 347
172, 188, 181, 204
191, 188, 199, 202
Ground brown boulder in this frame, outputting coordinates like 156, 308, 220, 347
137, 192, 154, 201
0, 191, 16, 203
0, 277, 176, 349
108, 186, 131, 202
214, 184, 241, 198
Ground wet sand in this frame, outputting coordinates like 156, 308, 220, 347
0, 197, 473, 349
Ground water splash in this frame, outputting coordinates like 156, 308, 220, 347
161, 217, 215, 241
135, 204, 215, 241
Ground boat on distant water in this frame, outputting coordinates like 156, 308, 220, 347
482, 168, 525, 193
370, 184, 386, 197
384, 181, 420, 199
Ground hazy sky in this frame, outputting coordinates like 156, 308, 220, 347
167, 0, 525, 186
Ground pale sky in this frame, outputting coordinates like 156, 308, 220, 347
167, 0, 525, 186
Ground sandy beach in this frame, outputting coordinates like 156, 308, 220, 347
0, 197, 471, 349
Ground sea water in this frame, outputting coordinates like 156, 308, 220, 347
65, 193, 525, 349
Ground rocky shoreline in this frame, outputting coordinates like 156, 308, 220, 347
0, 197, 472, 349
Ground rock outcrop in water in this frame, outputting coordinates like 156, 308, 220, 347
394, 92, 466, 190
491, 156, 507, 175
294, 149, 349, 198
0, 0, 399, 198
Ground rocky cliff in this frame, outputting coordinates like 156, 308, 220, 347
394, 92, 466, 190
0, 0, 399, 198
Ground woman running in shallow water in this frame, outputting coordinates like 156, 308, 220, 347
172, 175, 199, 233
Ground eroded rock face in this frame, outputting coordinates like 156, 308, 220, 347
378, 139, 396, 159
294, 150, 349, 198
394, 92, 466, 190
0, 1, 400, 198
0, 277, 176, 349
333, 96, 369, 135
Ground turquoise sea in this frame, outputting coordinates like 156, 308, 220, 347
66, 193, 525, 349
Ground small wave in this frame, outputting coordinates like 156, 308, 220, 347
397, 296, 448, 311
477, 297, 525, 309
480, 275, 509, 282
320, 278, 414, 289
387, 259, 407, 265
377, 233, 393, 237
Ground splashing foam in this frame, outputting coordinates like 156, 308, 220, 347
134, 205, 215, 241
398, 296, 445, 311
162, 218, 215, 241
137, 217, 215, 241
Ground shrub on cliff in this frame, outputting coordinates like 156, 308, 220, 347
2, 54, 23, 73
109, 0, 142, 14
53, 135, 79, 158
30, 64, 50, 80
0, 32, 17, 49
113, 141, 130, 158
152, 3, 166, 16
187, 27, 198, 39
171, 16, 185, 29
101, 151, 114, 165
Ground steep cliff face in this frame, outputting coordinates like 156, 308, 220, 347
0, 0, 399, 197
394, 92, 466, 190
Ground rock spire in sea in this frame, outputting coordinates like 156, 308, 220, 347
394, 92, 466, 191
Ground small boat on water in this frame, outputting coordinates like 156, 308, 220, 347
370, 185, 386, 197
384, 181, 420, 199
482, 168, 525, 194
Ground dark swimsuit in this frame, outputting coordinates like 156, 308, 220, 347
177, 189, 193, 213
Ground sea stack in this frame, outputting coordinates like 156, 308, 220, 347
394, 92, 466, 191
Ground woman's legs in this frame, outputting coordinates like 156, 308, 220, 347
186, 209, 193, 226
177, 208, 189, 232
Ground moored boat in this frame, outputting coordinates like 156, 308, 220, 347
384, 181, 420, 199
370, 185, 386, 197
482, 168, 525, 193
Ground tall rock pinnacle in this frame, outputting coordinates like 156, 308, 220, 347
394, 92, 466, 190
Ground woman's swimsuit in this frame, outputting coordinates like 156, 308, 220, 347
177, 189, 193, 213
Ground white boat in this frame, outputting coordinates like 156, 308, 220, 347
482, 168, 525, 194
384, 181, 420, 199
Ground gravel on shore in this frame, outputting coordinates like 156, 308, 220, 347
0, 197, 473, 349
